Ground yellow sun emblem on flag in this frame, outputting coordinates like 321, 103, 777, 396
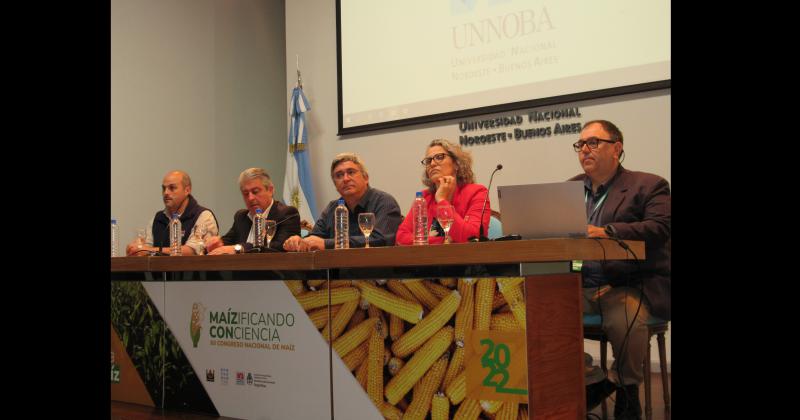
291, 186, 301, 210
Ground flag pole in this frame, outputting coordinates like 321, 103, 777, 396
296, 54, 302, 89
285, 55, 317, 227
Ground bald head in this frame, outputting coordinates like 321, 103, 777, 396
162, 170, 192, 213
163, 170, 191, 189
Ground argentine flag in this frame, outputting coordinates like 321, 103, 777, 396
284, 86, 318, 227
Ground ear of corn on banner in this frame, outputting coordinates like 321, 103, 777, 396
291, 277, 530, 418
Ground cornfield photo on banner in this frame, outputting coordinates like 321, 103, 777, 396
111, 281, 216, 413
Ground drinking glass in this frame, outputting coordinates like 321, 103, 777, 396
358, 212, 375, 248
135, 228, 147, 250
192, 225, 208, 255
187, 225, 208, 255
264, 220, 277, 250
436, 205, 455, 244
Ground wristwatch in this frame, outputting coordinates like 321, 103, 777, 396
604, 224, 617, 237
233, 244, 243, 254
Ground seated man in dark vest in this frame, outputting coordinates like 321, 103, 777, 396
205, 168, 300, 254
126, 170, 219, 256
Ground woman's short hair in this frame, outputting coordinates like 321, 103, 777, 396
422, 139, 475, 191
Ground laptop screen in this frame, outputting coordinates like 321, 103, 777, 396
497, 181, 587, 239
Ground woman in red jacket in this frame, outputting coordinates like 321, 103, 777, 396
396, 139, 490, 245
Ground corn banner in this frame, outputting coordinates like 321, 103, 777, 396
299, 278, 530, 419
111, 277, 530, 419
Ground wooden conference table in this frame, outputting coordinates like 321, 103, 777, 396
111, 238, 644, 420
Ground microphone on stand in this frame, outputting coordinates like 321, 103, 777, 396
275, 212, 300, 226
469, 164, 502, 242
247, 212, 301, 253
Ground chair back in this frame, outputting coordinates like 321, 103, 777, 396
488, 210, 503, 240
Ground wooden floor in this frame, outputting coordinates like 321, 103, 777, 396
112, 372, 670, 419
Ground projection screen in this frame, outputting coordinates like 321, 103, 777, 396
337, 0, 670, 134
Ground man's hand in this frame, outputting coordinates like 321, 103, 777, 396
205, 236, 224, 253
283, 235, 324, 252
126, 241, 153, 256
208, 245, 236, 255
282, 235, 303, 252
125, 241, 139, 256
303, 235, 325, 251
587, 224, 608, 238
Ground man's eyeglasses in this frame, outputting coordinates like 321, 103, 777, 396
421, 153, 449, 166
333, 168, 360, 180
572, 137, 618, 152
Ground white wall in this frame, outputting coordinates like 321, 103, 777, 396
285, 0, 670, 212
286, 0, 670, 371
111, 0, 286, 247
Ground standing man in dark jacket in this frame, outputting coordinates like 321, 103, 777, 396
126, 170, 219, 256
575, 120, 671, 420
205, 168, 300, 254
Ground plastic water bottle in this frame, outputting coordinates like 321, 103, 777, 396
254, 208, 265, 248
412, 192, 428, 245
111, 218, 119, 257
169, 213, 182, 256
334, 199, 349, 249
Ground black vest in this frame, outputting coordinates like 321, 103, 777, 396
151, 195, 213, 249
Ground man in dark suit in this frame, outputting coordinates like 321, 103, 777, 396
205, 168, 300, 254
575, 120, 670, 420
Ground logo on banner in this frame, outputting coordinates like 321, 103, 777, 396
236, 371, 245, 385
206, 369, 215, 382
247, 372, 253, 385
252, 373, 276, 388
206, 307, 297, 350
220, 368, 229, 385
190, 302, 206, 348
465, 331, 529, 403
110, 351, 120, 383
111, 364, 120, 383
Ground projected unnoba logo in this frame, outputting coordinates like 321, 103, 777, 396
451, 7, 555, 49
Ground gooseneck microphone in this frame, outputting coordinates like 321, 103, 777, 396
275, 212, 300, 226
247, 212, 302, 253
470, 164, 502, 242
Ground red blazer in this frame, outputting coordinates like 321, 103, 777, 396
396, 183, 490, 245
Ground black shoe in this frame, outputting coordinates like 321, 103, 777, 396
614, 384, 642, 420
586, 378, 616, 411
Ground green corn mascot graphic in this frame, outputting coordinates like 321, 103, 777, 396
190, 302, 205, 348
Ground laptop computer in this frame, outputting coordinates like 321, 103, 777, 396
496, 181, 587, 239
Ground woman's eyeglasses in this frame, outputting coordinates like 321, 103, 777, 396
421, 152, 449, 166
